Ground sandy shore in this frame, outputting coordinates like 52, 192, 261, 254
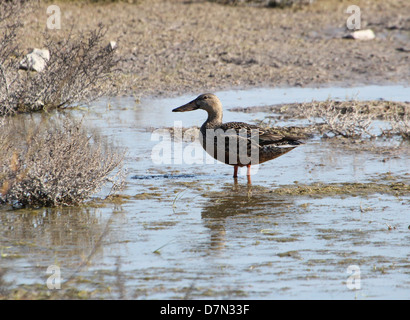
21, 0, 409, 97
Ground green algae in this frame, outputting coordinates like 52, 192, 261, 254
271, 182, 409, 197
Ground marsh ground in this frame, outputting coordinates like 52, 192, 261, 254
1, 88, 409, 299
21, 0, 410, 96
1, 0, 409, 300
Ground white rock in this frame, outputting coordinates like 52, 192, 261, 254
19, 48, 50, 72
32, 48, 50, 61
107, 41, 117, 51
347, 29, 376, 40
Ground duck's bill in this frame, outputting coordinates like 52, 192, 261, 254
172, 100, 199, 112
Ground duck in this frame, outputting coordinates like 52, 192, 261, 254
172, 93, 303, 179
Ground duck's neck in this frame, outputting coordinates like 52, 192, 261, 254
204, 108, 223, 128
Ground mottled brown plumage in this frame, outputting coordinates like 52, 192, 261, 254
172, 93, 303, 178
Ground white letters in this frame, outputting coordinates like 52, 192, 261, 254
346, 265, 361, 290
46, 5, 61, 30
46, 265, 61, 290
346, 5, 361, 30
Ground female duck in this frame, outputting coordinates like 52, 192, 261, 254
172, 93, 303, 178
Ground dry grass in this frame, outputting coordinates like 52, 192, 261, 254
0, 115, 125, 207
301, 100, 375, 138
0, 1, 125, 207
251, 100, 410, 140
385, 105, 410, 139
297, 100, 410, 139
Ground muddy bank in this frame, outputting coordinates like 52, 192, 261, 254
21, 0, 410, 96
231, 99, 410, 141
230, 101, 410, 119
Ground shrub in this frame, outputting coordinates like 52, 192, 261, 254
385, 105, 410, 140
0, 1, 119, 115
301, 100, 375, 138
0, 115, 125, 207
0, 1, 125, 207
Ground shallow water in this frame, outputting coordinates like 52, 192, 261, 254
1, 85, 409, 299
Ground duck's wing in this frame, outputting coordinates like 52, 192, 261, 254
258, 128, 303, 146
219, 122, 303, 147
219, 121, 259, 132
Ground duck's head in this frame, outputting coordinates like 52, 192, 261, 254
172, 93, 222, 114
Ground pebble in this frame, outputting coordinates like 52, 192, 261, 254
19, 48, 50, 72
344, 29, 376, 41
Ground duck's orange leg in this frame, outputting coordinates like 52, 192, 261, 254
247, 165, 252, 184
233, 165, 239, 178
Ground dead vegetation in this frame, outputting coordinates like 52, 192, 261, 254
248, 100, 410, 140
0, 1, 119, 115
300, 100, 375, 138
301, 100, 410, 139
383, 105, 410, 139
0, 115, 125, 207
0, 1, 125, 207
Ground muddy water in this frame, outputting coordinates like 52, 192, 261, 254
1, 85, 409, 299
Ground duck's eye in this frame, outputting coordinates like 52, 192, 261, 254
202, 95, 208, 100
